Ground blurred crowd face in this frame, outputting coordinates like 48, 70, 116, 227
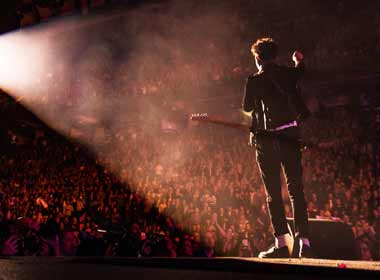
204, 232, 216, 249
226, 228, 234, 241
63, 231, 79, 256
359, 242, 372, 261
193, 232, 201, 243
183, 239, 193, 256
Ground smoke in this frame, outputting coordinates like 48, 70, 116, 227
0, 1, 253, 219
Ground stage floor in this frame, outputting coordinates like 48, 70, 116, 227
250, 257, 380, 271
0, 257, 379, 280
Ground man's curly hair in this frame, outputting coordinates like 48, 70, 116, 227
251, 37, 278, 62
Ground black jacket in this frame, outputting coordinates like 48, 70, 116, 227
242, 62, 309, 132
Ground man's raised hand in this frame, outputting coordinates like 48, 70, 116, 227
292, 51, 304, 64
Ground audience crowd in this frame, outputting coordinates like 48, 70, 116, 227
0, 103, 379, 260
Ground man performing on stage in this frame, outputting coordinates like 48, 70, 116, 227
242, 37, 312, 258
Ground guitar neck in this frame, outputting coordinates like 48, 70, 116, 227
203, 118, 251, 131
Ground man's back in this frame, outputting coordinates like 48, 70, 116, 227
243, 62, 306, 131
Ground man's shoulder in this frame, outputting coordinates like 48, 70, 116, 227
272, 63, 292, 73
274, 62, 305, 75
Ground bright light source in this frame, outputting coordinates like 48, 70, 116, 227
0, 32, 50, 97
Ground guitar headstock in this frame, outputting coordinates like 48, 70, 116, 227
190, 113, 209, 121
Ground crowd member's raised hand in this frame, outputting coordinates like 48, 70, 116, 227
1, 236, 18, 256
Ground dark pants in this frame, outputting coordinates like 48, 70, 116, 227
255, 127, 309, 238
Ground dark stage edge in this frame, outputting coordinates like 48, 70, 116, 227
0, 257, 379, 280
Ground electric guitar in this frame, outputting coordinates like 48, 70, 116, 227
190, 113, 250, 131
190, 113, 311, 149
